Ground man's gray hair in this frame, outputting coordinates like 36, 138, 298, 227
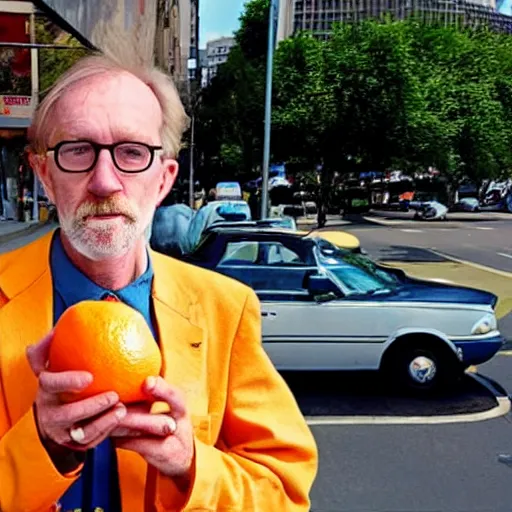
28, 38, 189, 158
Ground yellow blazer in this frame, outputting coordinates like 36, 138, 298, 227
0, 231, 318, 512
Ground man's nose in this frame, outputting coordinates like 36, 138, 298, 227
86, 149, 123, 197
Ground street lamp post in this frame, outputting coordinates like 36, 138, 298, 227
260, 0, 278, 220
189, 110, 195, 209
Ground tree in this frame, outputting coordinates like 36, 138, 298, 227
196, 0, 270, 187
36, 18, 89, 94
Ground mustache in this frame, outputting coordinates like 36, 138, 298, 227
76, 198, 137, 222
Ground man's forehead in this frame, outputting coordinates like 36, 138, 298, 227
56, 71, 162, 119
49, 72, 162, 143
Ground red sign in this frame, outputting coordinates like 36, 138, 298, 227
0, 13, 31, 96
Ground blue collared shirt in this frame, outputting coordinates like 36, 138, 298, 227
50, 230, 157, 512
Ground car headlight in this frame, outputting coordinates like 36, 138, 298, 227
471, 314, 497, 335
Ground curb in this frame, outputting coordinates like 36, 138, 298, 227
363, 214, 511, 227
0, 222, 49, 245
369, 210, 511, 222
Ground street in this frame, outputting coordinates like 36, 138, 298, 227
2, 220, 512, 511
304, 214, 512, 511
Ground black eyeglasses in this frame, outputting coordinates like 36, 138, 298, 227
47, 140, 163, 173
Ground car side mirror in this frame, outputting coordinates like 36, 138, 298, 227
307, 273, 338, 295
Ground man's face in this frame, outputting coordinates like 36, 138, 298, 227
34, 72, 178, 261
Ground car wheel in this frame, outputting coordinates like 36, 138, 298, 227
382, 342, 461, 395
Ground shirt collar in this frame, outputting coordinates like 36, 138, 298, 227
50, 230, 154, 310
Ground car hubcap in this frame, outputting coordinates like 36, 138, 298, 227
408, 356, 437, 384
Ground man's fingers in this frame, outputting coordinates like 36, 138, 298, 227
39, 371, 93, 395
116, 412, 177, 437
113, 437, 154, 456
52, 391, 120, 426
26, 332, 53, 376
110, 427, 144, 438
144, 376, 187, 418
65, 404, 127, 450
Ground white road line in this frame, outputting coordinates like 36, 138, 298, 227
498, 252, 512, 260
305, 373, 510, 426
400, 229, 423, 233
362, 217, 405, 226
475, 226, 494, 230
429, 249, 512, 278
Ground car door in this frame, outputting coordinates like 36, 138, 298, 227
259, 295, 388, 371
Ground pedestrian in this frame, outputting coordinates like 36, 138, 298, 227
0, 51, 318, 511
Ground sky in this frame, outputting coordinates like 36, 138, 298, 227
199, 0, 246, 48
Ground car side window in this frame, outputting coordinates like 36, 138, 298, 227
264, 242, 306, 266
219, 241, 258, 265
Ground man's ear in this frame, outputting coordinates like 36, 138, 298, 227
156, 158, 179, 206
29, 153, 55, 203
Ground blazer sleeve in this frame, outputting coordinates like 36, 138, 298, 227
154, 289, 319, 511
0, 370, 81, 511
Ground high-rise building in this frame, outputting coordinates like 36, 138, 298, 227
277, 0, 295, 41
204, 36, 235, 84
155, 0, 182, 77
281, 0, 512, 40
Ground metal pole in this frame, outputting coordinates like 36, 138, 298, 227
189, 111, 195, 209
260, 0, 278, 220
30, 12, 39, 223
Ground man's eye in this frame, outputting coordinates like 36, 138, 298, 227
62, 144, 92, 156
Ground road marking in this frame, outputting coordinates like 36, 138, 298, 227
400, 229, 423, 233
362, 217, 405, 226
475, 226, 494, 230
500, 350, 512, 356
305, 373, 510, 426
429, 249, 512, 279
498, 252, 512, 260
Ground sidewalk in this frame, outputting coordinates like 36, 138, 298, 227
364, 209, 511, 226
0, 220, 48, 244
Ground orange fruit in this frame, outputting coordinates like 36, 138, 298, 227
48, 300, 162, 404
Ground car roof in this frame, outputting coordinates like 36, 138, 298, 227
207, 226, 307, 238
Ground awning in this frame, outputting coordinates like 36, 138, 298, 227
31, 0, 101, 50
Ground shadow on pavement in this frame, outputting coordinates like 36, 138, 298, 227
281, 371, 498, 417
376, 245, 448, 263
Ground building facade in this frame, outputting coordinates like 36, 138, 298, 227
277, 0, 295, 41
0, 0, 195, 221
281, 0, 512, 40
204, 36, 235, 84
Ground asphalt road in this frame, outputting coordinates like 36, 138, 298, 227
325, 216, 512, 343
306, 215, 512, 511
3, 222, 512, 511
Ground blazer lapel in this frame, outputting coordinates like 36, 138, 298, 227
0, 231, 55, 423
118, 252, 210, 511
149, 251, 209, 419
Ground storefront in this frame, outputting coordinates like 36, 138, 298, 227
0, 2, 38, 221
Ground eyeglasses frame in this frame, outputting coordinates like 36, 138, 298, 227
46, 140, 164, 174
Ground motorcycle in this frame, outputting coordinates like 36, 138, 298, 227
410, 200, 448, 221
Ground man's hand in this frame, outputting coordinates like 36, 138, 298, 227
26, 332, 127, 471
111, 376, 194, 483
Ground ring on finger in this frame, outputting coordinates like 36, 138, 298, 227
69, 426, 86, 444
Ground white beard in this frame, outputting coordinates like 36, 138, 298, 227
60, 214, 147, 261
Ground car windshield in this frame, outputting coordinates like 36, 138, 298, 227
314, 239, 401, 295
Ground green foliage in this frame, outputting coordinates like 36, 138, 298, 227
197, 3, 512, 190
36, 19, 89, 94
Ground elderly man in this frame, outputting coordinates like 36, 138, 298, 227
0, 53, 318, 512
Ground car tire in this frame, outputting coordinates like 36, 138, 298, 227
382, 341, 462, 395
